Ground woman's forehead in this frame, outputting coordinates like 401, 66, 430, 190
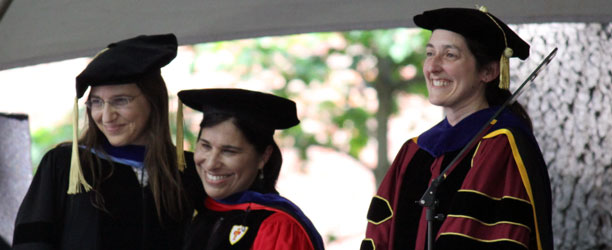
427, 29, 469, 50
201, 120, 246, 142
89, 83, 141, 96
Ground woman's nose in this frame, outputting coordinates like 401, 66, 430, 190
101, 104, 117, 122
202, 151, 221, 169
425, 56, 442, 73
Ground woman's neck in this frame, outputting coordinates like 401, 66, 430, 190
444, 100, 489, 126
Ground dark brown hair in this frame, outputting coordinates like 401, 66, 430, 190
198, 112, 282, 194
465, 37, 533, 130
80, 73, 186, 223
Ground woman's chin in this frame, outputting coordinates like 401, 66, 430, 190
206, 192, 229, 200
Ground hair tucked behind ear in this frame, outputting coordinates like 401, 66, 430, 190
466, 37, 533, 130
199, 112, 282, 194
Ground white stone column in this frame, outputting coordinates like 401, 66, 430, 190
0, 113, 32, 247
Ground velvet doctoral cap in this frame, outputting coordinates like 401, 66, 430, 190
75, 33, 178, 98
178, 88, 300, 130
68, 33, 178, 195
413, 7, 529, 60
414, 7, 530, 89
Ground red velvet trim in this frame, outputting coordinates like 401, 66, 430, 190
252, 213, 315, 250
205, 198, 315, 250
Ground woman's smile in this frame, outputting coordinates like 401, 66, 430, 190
194, 119, 267, 200
89, 83, 151, 146
431, 79, 451, 87
205, 171, 234, 184
423, 29, 489, 124
102, 123, 126, 133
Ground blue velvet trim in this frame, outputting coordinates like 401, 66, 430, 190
417, 106, 532, 157
218, 191, 324, 250
79, 140, 146, 168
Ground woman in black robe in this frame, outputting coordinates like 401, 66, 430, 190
13, 34, 202, 250
178, 88, 324, 250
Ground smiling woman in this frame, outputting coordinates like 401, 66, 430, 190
195, 118, 268, 200
88, 84, 151, 146
12, 34, 203, 250
361, 7, 554, 250
178, 88, 324, 250
424, 29, 491, 125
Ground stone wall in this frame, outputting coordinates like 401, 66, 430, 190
513, 23, 612, 250
0, 113, 32, 246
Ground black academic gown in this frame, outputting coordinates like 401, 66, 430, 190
12, 144, 199, 250
183, 191, 324, 250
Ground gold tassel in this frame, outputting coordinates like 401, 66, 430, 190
499, 47, 513, 89
176, 98, 185, 172
478, 5, 513, 90
192, 209, 199, 221
68, 97, 92, 194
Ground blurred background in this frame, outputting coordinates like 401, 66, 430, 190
0, 29, 443, 249
2, 1, 612, 247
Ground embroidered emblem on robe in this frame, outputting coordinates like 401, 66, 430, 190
229, 225, 248, 245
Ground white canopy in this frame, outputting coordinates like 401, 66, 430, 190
1, 0, 610, 70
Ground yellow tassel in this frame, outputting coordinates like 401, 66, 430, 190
192, 209, 199, 221
68, 97, 92, 194
176, 98, 185, 172
499, 47, 513, 89
479, 6, 513, 90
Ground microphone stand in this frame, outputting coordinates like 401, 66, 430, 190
417, 48, 557, 250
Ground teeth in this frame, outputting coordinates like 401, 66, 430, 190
432, 80, 449, 87
207, 172, 231, 181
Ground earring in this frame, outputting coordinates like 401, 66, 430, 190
258, 169, 264, 180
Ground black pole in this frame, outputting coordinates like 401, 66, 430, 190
0, 0, 13, 23
418, 48, 557, 250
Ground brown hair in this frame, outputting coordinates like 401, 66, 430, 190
198, 112, 282, 194
79, 73, 186, 223
465, 37, 533, 130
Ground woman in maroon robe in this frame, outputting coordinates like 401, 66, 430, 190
361, 7, 553, 250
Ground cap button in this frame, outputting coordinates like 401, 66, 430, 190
503, 47, 514, 57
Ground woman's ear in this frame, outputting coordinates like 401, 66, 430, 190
258, 145, 273, 170
481, 61, 500, 83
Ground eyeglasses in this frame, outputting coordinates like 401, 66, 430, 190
85, 95, 140, 110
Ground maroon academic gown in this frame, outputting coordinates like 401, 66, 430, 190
361, 107, 553, 250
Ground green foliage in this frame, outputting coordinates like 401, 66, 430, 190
284, 125, 320, 160
293, 57, 328, 84
332, 107, 370, 158
170, 116, 199, 152
170, 95, 200, 152
26, 28, 430, 187
30, 123, 72, 172
191, 28, 429, 167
